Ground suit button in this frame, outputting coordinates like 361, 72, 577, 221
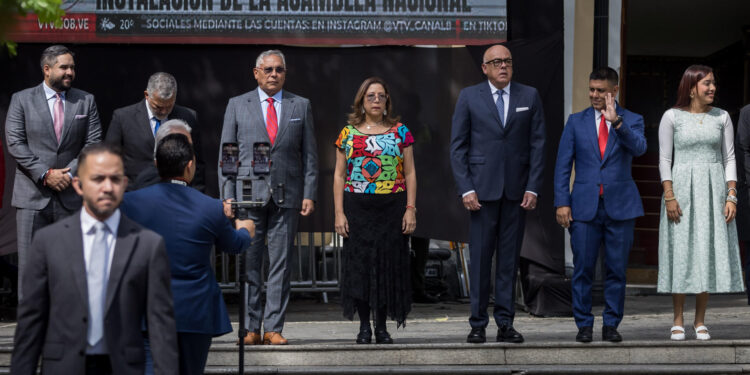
79, 350, 84, 356
82, 317, 87, 323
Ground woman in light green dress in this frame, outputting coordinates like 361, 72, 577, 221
658, 65, 744, 341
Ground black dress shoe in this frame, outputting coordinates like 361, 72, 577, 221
466, 327, 486, 343
576, 326, 593, 343
374, 330, 393, 344
497, 325, 524, 343
356, 328, 372, 344
602, 326, 622, 342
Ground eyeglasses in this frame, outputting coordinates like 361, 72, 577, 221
365, 93, 388, 102
259, 66, 286, 75
484, 58, 513, 68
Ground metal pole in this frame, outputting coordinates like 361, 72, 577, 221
238, 250, 246, 375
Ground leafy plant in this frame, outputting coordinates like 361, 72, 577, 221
1, 0, 65, 55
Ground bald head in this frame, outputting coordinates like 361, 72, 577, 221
482, 44, 513, 89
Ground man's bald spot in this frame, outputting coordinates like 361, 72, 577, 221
483, 44, 511, 62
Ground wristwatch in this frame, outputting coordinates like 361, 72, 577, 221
612, 116, 623, 128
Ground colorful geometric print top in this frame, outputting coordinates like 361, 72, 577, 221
335, 123, 414, 194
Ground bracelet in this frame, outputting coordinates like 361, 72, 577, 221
726, 195, 738, 204
406, 205, 417, 213
728, 187, 737, 195
664, 196, 676, 202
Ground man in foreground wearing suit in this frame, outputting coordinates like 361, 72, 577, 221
5, 44, 102, 299
106, 72, 206, 192
219, 49, 318, 345
450, 44, 546, 344
121, 131, 254, 375
554, 67, 646, 342
11, 143, 177, 375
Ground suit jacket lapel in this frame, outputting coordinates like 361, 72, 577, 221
248, 89, 271, 144
63, 212, 90, 312
33, 85, 58, 145
584, 108, 601, 159
273, 92, 295, 150
480, 84, 503, 128
139, 102, 156, 150
601, 106, 624, 163
504, 85, 514, 131
59, 90, 80, 147
105, 216, 137, 315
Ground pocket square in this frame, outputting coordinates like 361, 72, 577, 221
74, 114, 88, 119
515, 107, 529, 112
290, 118, 302, 122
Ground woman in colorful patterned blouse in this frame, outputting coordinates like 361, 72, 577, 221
334, 77, 417, 344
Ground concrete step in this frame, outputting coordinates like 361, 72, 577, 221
204, 364, 750, 374
200, 340, 750, 367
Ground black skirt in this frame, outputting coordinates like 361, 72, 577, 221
341, 191, 412, 328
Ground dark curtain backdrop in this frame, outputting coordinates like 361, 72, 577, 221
1, 0, 564, 275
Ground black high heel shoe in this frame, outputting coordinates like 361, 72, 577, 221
356, 328, 372, 344
374, 330, 393, 344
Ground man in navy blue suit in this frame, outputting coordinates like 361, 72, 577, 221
450, 44, 546, 344
553, 67, 646, 343
120, 129, 254, 375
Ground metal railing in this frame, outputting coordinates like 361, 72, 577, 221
214, 231, 342, 303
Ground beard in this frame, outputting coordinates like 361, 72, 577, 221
48, 73, 73, 91
84, 195, 119, 221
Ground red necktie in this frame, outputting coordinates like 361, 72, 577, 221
54, 93, 64, 143
598, 115, 608, 195
266, 98, 278, 145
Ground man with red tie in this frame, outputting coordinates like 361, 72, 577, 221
218, 49, 318, 345
553, 67, 646, 343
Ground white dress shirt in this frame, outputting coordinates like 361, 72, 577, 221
43, 81, 64, 119
144, 100, 163, 136
595, 110, 612, 137
80, 208, 120, 354
258, 89, 283, 130
488, 80, 510, 125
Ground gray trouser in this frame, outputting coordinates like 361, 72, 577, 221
244, 200, 299, 333
16, 198, 74, 299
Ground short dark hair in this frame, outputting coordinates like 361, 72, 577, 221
78, 143, 122, 173
589, 67, 619, 87
156, 133, 194, 179
40, 45, 74, 71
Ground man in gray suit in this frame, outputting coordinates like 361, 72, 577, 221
11, 143, 177, 375
219, 49, 318, 345
5, 45, 102, 299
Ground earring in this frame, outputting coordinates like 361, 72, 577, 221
361, 107, 365, 114
383, 109, 387, 115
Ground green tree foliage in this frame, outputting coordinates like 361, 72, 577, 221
1, 0, 64, 54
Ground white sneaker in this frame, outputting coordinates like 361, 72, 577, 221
670, 326, 685, 341
694, 325, 710, 340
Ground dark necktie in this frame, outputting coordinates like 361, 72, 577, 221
496, 90, 505, 127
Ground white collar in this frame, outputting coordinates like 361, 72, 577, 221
488, 80, 511, 96
258, 88, 283, 103
80, 208, 121, 235
42, 81, 64, 100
